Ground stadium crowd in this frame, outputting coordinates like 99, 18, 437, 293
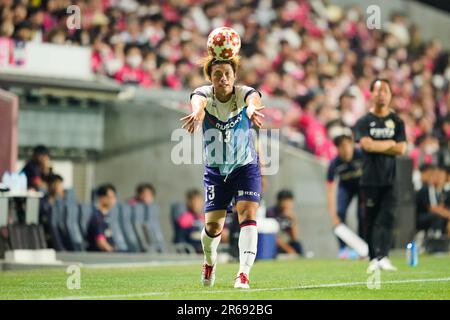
1, 0, 449, 164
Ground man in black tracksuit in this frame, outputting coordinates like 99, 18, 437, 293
353, 78, 407, 272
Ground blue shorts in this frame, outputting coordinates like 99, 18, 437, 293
203, 163, 262, 213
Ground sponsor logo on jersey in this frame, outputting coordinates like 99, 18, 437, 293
369, 127, 395, 139
215, 113, 242, 131
384, 119, 395, 129
238, 190, 260, 198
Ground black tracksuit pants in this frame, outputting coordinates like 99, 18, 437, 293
362, 185, 396, 260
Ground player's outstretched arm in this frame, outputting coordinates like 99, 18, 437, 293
246, 92, 265, 128
181, 95, 207, 133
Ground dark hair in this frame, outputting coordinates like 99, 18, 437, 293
124, 43, 141, 55
47, 174, 63, 185
333, 134, 353, 147
96, 183, 116, 198
277, 189, 294, 202
339, 91, 354, 103
136, 183, 155, 196
202, 56, 239, 81
370, 78, 392, 92
419, 163, 436, 173
33, 145, 49, 156
186, 188, 201, 200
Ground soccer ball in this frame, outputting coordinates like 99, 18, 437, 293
207, 27, 241, 61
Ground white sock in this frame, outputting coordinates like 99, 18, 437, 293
201, 228, 221, 266
238, 220, 258, 276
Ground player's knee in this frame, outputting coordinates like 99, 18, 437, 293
205, 222, 223, 236
238, 206, 257, 220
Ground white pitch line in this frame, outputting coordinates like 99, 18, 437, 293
48, 277, 450, 300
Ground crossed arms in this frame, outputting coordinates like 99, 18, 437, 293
359, 137, 407, 156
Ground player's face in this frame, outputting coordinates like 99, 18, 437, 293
211, 64, 235, 94
371, 81, 392, 108
37, 154, 50, 169
434, 169, 447, 187
421, 169, 432, 185
338, 139, 354, 162
279, 199, 294, 214
138, 189, 154, 204
188, 195, 203, 215
100, 189, 117, 210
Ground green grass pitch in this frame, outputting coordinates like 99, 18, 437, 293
1, 255, 449, 300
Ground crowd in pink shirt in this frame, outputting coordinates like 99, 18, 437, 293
1, 0, 449, 164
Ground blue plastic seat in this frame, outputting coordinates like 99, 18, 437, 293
118, 203, 141, 252
108, 205, 128, 252
65, 203, 85, 251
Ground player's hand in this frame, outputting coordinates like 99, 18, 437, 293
247, 105, 265, 128
180, 109, 205, 133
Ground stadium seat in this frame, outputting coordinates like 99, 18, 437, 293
63, 188, 77, 205
79, 203, 93, 241
48, 200, 67, 251
170, 202, 186, 244
65, 203, 85, 251
118, 203, 141, 252
145, 203, 166, 253
132, 203, 152, 252
108, 205, 129, 252
25, 224, 46, 249
7, 224, 26, 249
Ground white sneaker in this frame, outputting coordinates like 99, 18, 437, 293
234, 272, 250, 289
367, 258, 379, 273
378, 257, 398, 271
201, 263, 216, 287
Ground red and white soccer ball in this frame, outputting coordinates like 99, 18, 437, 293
207, 27, 241, 61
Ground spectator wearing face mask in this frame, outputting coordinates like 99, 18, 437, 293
114, 45, 152, 87
410, 134, 440, 170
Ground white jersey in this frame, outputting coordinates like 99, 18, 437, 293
190, 85, 260, 175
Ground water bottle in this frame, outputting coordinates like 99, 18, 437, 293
19, 172, 27, 193
2, 171, 11, 188
10, 172, 19, 193
406, 241, 418, 267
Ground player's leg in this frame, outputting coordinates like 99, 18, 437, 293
235, 200, 259, 289
336, 185, 352, 255
201, 209, 226, 287
201, 167, 234, 287
362, 186, 381, 272
374, 186, 397, 271
229, 162, 261, 288
356, 190, 365, 241
202, 210, 227, 265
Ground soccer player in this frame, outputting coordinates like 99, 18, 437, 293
326, 133, 364, 259
353, 79, 407, 272
180, 55, 264, 289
